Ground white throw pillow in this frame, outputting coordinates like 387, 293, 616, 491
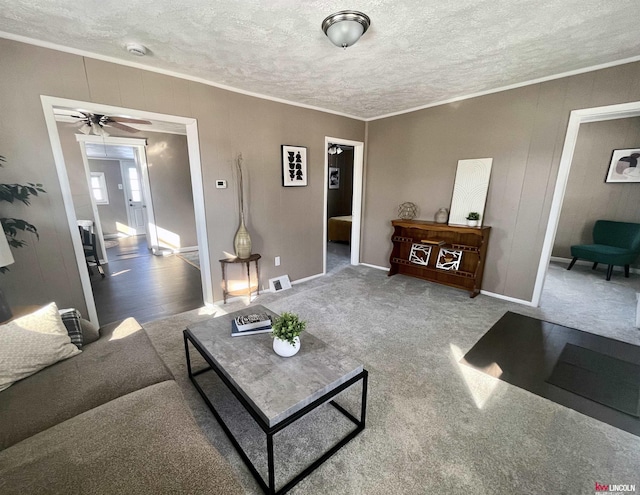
0, 302, 81, 392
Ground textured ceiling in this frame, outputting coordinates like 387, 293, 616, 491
2, 0, 640, 119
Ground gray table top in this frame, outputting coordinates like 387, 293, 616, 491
187, 305, 363, 428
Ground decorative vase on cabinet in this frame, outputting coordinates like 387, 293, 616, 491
435, 208, 449, 224
234, 216, 252, 259
234, 153, 252, 259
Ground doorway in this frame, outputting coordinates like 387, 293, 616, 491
71, 129, 202, 325
323, 136, 365, 275
534, 100, 640, 314
121, 160, 147, 236
326, 142, 355, 272
76, 135, 157, 263
41, 96, 213, 327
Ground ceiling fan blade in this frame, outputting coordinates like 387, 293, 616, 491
108, 117, 152, 125
108, 122, 140, 133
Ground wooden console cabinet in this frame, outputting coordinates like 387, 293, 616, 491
388, 220, 490, 297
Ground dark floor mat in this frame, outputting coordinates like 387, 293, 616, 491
547, 344, 640, 417
461, 312, 640, 436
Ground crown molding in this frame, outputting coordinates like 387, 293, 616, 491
0, 31, 365, 122
3, 30, 640, 123
366, 54, 640, 121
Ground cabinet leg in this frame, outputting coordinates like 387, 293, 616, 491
221, 262, 227, 304
246, 262, 251, 301
256, 260, 261, 296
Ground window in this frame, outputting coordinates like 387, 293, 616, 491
90, 172, 109, 205
128, 167, 142, 203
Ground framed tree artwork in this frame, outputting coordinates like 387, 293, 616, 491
281, 145, 308, 186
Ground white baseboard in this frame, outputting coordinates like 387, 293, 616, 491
292, 272, 324, 285
212, 291, 260, 306
550, 256, 640, 274
176, 245, 198, 253
103, 233, 133, 239
212, 272, 325, 304
480, 290, 536, 307
359, 262, 389, 271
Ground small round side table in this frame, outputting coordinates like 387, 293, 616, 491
219, 254, 261, 304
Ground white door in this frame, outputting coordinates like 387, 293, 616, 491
121, 160, 147, 235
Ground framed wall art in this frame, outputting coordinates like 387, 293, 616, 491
329, 166, 340, 189
605, 148, 640, 183
281, 145, 308, 186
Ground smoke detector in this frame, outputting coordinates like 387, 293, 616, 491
125, 43, 148, 56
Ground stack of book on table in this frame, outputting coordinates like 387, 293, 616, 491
231, 312, 273, 337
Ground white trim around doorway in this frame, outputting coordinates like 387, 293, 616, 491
532, 100, 640, 307
40, 95, 213, 327
75, 134, 156, 262
323, 136, 365, 274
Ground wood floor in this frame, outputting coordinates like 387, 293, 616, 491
462, 311, 640, 437
90, 236, 203, 325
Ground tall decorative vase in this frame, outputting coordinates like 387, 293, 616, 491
234, 215, 252, 259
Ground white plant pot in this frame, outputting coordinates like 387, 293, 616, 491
273, 336, 300, 357
466, 219, 479, 227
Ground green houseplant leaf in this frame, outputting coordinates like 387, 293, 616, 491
0, 155, 46, 270
271, 312, 307, 346
466, 212, 480, 221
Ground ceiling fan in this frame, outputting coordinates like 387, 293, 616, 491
71, 112, 152, 136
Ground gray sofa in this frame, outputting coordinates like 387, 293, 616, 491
0, 317, 243, 494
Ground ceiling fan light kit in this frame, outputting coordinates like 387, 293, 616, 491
322, 10, 370, 49
328, 143, 343, 155
71, 112, 152, 136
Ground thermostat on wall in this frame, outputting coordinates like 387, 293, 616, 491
215, 180, 227, 189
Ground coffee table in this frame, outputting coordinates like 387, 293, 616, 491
183, 305, 368, 494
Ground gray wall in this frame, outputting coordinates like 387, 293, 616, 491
146, 133, 197, 248
89, 159, 128, 237
0, 38, 365, 314
4, 35, 640, 311
363, 61, 640, 301
327, 148, 354, 219
552, 118, 640, 265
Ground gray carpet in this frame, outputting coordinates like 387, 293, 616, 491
144, 260, 640, 494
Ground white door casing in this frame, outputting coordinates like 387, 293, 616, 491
323, 136, 365, 274
42, 96, 213, 327
532, 100, 640, 307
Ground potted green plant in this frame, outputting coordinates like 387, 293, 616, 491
1, 155, 46, 272
466, 212, 480, 227
271, 312, 306, 357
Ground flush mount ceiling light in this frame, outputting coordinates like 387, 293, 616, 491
125, 42, 148, 56
322, 10, 370, 49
